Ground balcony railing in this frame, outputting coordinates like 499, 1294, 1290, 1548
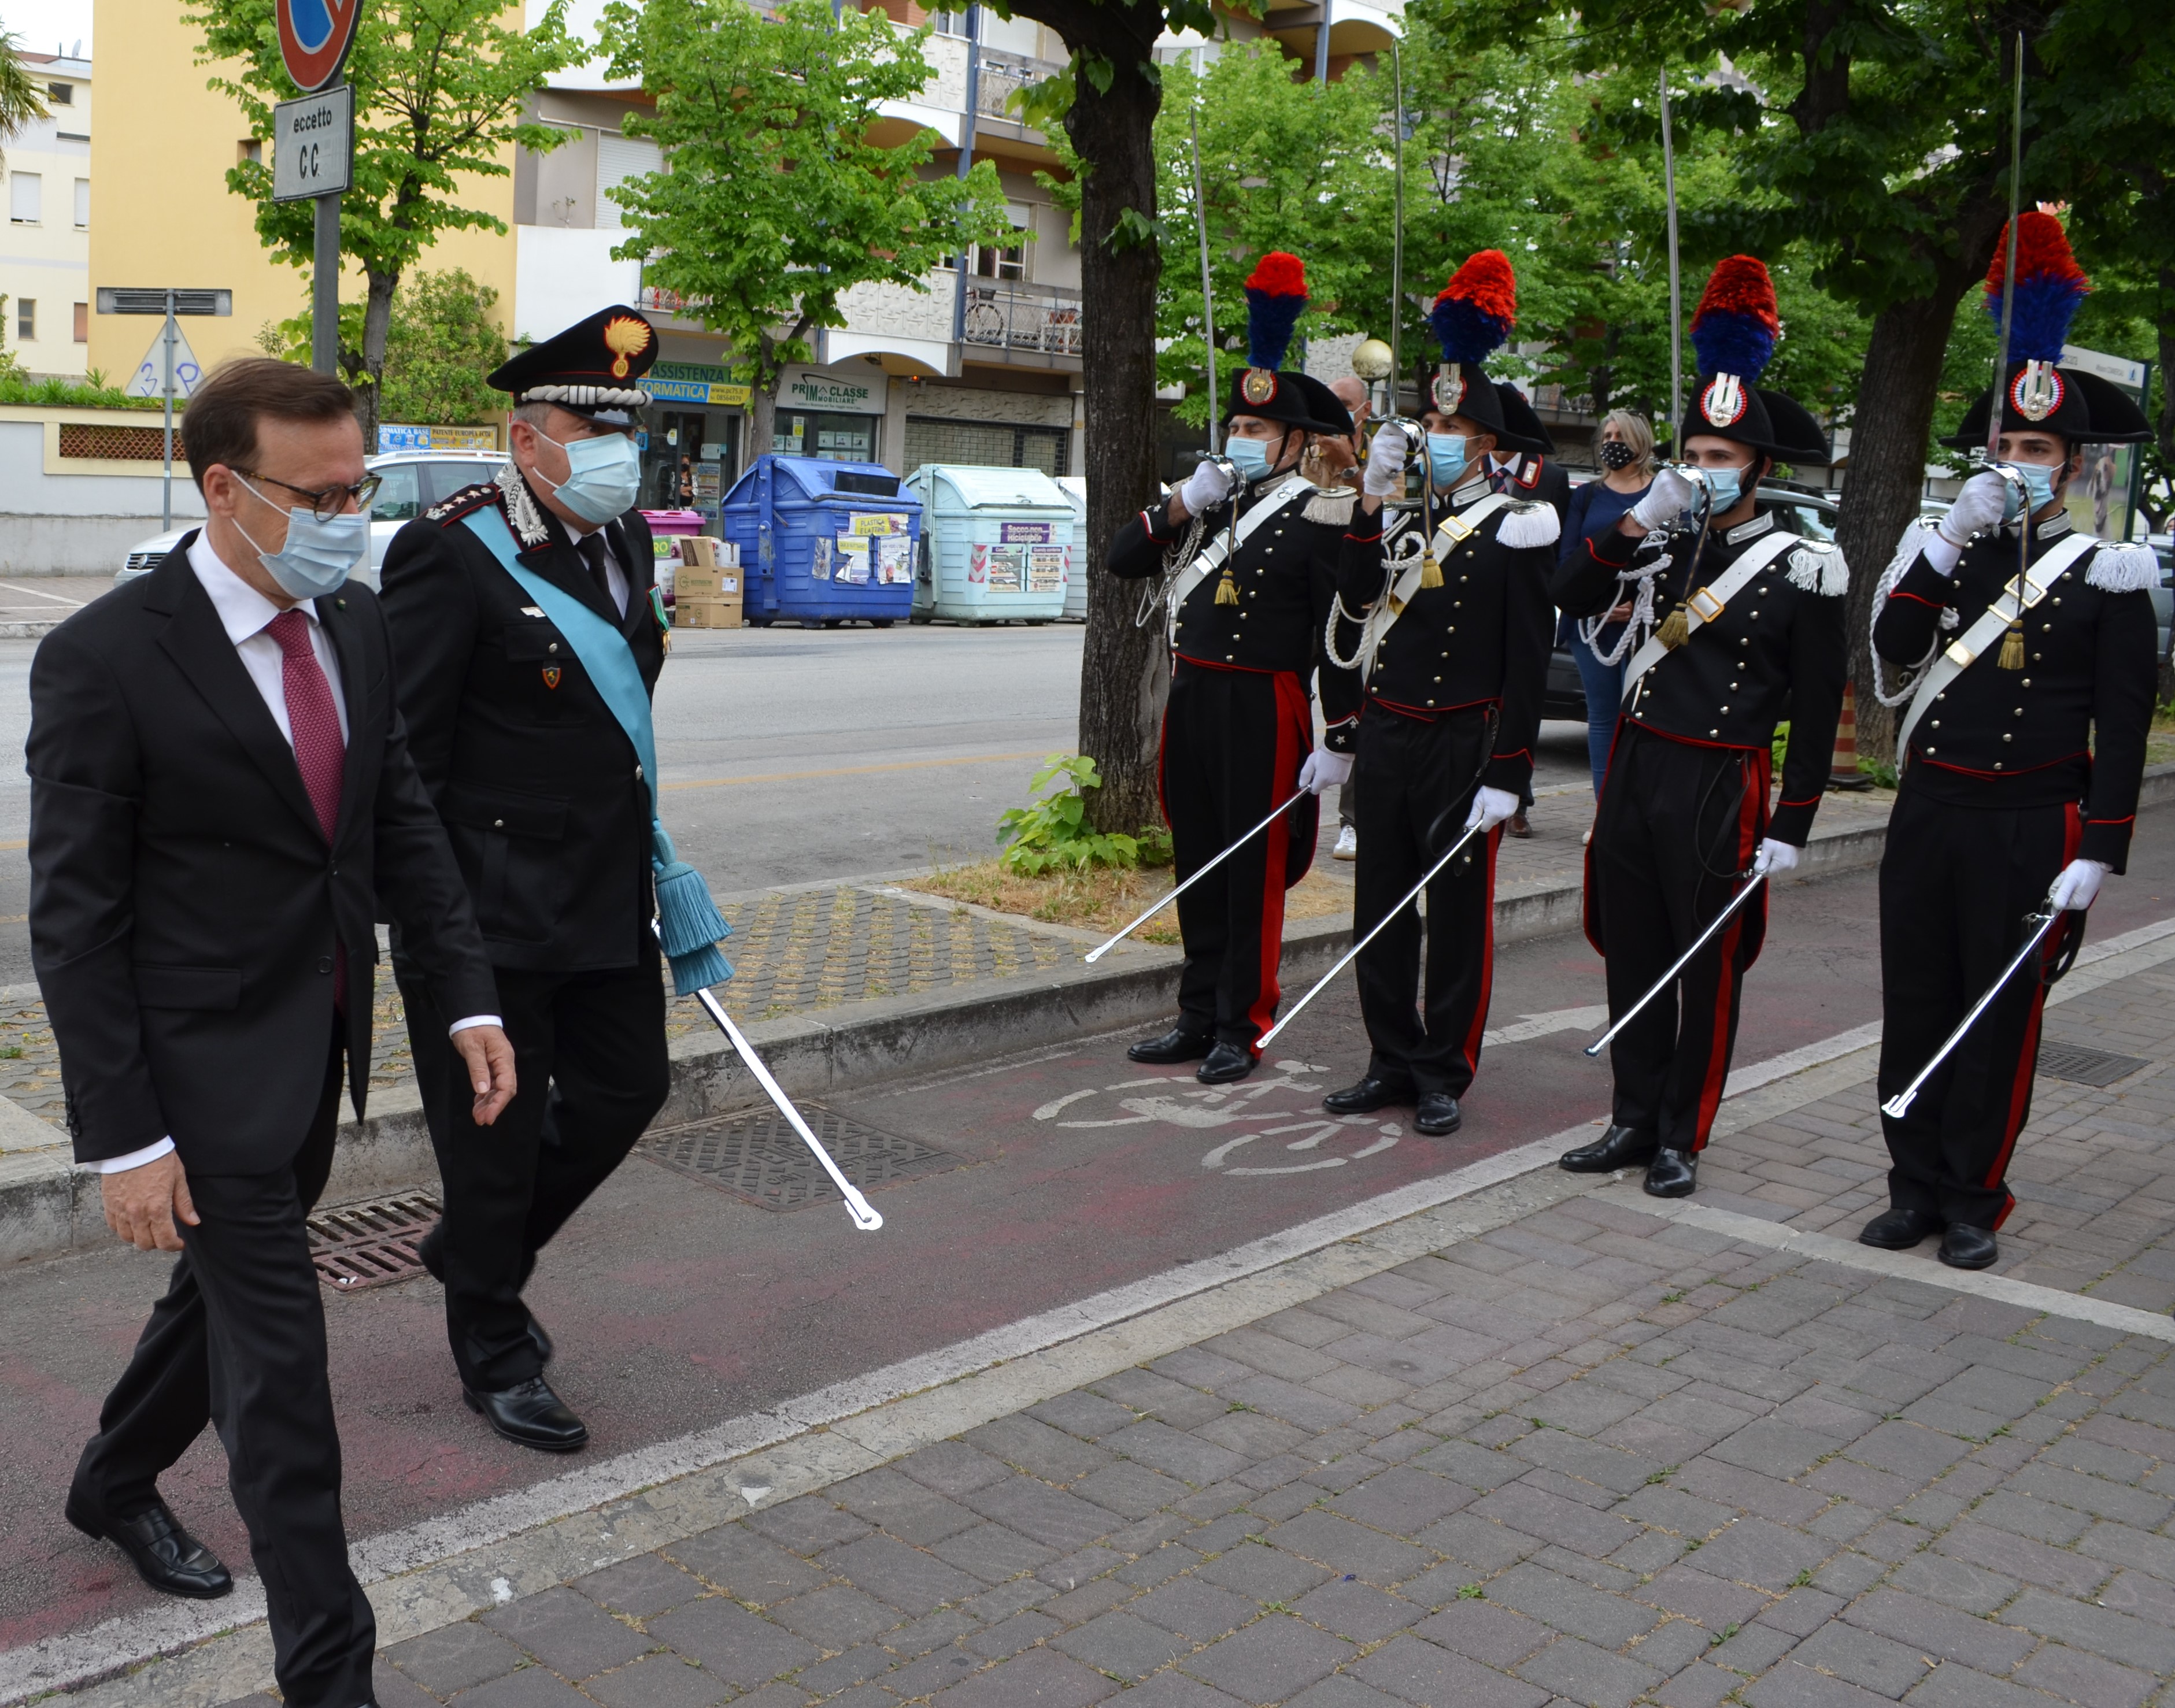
958, 279, 1082, 358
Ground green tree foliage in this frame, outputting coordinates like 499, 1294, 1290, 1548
0, 26, 47, 153
378, 269, 509, 427
189, 0, 583, 443
598, 0, 1012, 451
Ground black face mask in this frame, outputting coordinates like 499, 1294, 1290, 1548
1599, 440, 1638, 471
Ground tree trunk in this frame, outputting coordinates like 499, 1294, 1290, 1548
1052, 15, 1170, 835
1836, 291, 1963, 762
356, 265, 398, 452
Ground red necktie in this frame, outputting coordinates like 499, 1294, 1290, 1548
267, 610, 348, 1004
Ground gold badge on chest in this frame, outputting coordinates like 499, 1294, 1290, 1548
542, 665, 563, 690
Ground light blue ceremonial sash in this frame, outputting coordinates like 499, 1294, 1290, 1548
460, 505, 731, 994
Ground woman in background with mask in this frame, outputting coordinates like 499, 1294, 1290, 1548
1559, 412, 1656, 813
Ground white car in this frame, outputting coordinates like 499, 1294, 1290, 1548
116, 449, 511, 587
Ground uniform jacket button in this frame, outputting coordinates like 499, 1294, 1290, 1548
1926, 746, 1937, 754
2003, 733, 2013, 742
317, 956, 334, 975
635, 764, 645, 779
494, 817, 505, 828
548, 642, 559, 654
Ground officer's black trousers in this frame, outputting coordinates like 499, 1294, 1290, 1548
398, 941, 670, 1392
1588, 723, 1769, 1152
1162, 660, 1315, 1048
1351, 705, 1499, 1096
1876, 788, 2078, 1230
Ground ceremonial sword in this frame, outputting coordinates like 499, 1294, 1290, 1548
1880, 903, 2063, 1121
659, 924, 883, 1231
1085, 788, 1310, 962
1584, 868, 1767, 1058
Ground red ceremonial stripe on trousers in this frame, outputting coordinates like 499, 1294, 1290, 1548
1246, 670, 1312, 1051
1691, 750, 1769, 1151
1987, 801, 2082, 1227
1457, 823, 1503, 1078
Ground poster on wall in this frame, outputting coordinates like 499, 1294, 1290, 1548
981, 544, 1026, 591
834, 534, 872, 584
1027, 544, 1067, 592
875, 535, 913, 584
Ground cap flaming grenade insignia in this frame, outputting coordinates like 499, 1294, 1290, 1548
1986, 209, 2091, 423
1427, 250, 1516, 417
1240, 252, 1308, 407
1690, 256, 1780, 429
604, 315, 653, 380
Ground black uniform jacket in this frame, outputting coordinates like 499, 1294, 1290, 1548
27, 544, 498, 1169
1334, 475, 1558, 796
1107, 475, 1363, 753
1872, 512, 2155, 872
380, 474, 664, 972
1553, 508, 1848, 846
1490, 453, 1571, 524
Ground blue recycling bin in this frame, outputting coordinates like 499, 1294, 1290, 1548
720, 455, 923, 628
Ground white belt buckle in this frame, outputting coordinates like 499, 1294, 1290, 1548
1440, 514, 1475, 544
1686, 586, 1728, 625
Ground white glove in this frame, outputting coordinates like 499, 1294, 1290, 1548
1464, 786, 1519, 832
1753, 838, 1799, 877
1627, 466, 1699, 533
1179, 457, 1235, 516
2050, 858, 2107, 912
1362, 424, 1410, 498
1297, 749, 1353, 795
1936, 471, 2008, 560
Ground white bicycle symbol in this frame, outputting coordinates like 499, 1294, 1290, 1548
1031, 1060, 1401, 1177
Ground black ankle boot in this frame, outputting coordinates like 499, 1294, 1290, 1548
1643, 1147, 1697, 1197
1558, 1125, 1658, 1173
1127, 1024, 1214, 1065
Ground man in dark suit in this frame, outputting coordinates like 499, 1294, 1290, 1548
379, 307, 675, 1452
1481, 384, 1567, 837
31, 358, 513, 1708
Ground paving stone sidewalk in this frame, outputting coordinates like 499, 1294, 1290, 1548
258, 955, 2174, 1708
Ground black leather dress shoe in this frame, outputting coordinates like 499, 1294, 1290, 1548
1939, 1224, 1999, 1270
1859, 1206, 1942, 1250
1558, 1125, 1658, 1173
65, 1493, 232, 1599
1127, 1025, 1215, 1065
1643, 1147, 1697, 1197
1415, 1093, 1461, 1135
1196, 1042, 1257, 1084
1323, 1077, 1411, 1115
464, 1376, 589, 1452
419, 1227, 553, 1363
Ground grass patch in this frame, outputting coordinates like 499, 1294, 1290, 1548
900, 859, 1355, 943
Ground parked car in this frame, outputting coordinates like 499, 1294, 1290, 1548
116, 450, 510, 587
1544, 484, 1843, 723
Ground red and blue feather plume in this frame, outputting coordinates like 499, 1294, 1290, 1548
1985, 210, 2090, 364
1243, 251, 1308, 372
1690, 256, 1780, 381
1429, 250, 1517, 365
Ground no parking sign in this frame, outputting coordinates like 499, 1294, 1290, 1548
278, 0, 363, 93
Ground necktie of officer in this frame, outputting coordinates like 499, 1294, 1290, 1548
1489, 461, 1511, 494
267, 608, 346, 1004
578, 531, 618, 612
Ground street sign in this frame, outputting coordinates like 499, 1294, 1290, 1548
272, 84, 354, 202
96, 287, 231, 317
2062, 343, 2148, 395
124, 324, 204, 400
278, 0, 363, 94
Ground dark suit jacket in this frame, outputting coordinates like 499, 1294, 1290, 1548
1495, 452, 1571, 523
378, 479, 664, 972
28, 543, 498, 1171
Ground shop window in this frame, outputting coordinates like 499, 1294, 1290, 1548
774, 409, 877, 463
902, 415, 1067, 477
10, 172, 40, 224
72, 301, 86, 342
16, 299, 33, 341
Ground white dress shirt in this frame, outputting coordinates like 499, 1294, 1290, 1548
94, 534, 497, 1176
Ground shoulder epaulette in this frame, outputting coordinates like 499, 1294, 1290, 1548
1786, 539, 1849, 596
2085, 542, 2159, 594
1496, 499, 1559, 551
1302, 486, 1356, 528
426, 482, 500, 525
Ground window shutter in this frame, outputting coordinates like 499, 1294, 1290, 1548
73, 178, 88, 228
595, 135, 662, 231
10, 173, 41, 223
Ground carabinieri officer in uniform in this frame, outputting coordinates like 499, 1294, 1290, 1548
380, 306, 727, 1451
1108, 252, 1362, 1086
1864, 213, 2156, 1270
1321, 251, 1559, 1136
1553, 256, 1847, 1198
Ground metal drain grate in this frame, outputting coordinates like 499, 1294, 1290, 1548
642, 1106, 956, 1212
308, 1192, 441, 1292
2038, 1043, 2153, 1088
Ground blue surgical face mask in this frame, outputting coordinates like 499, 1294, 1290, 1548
536, 428, 641, 524
1224, 436, 1273, 480
1425, 434, 1469, 487
234, 476, 367, 601
1696, 464, 1746, 510
2014, 460, 2061, 517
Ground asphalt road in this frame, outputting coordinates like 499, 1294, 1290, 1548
0, 622, 1597, 984
8, 812, 2175, 1646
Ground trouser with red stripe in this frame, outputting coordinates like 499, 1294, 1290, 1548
1876, 789, 2080, 1231
1352, 704, 1500, 1097
1162, 659, 1317, 1048
1588, 723, 1770, 1153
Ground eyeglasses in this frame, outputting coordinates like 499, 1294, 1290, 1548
237, 469, 383, 521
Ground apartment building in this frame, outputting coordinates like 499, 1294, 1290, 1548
2, 49, 92, 380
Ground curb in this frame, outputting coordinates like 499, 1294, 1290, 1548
0, 620, 62, 639
5, 765, 2170, 1269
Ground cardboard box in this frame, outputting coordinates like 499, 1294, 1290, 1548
675, 566, 741, 599
679, 535, 741, 571
676, 595, 743, 630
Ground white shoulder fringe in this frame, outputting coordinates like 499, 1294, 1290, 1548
2086, 543, 2160, 594
1496, 501, 1560, 551
1786, 542, 1850, 596
1303, 486, 1356, 528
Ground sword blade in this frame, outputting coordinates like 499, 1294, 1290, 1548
1585, 870, 1767, 1058
1881, 906, 2059, 1120
1086, 789, 1308, 962
1987, 31, 2026, 462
